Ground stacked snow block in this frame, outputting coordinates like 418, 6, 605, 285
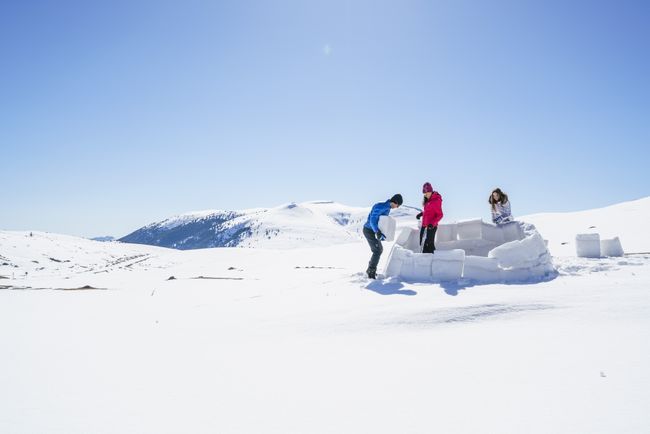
397, 250, 433, 281
481, 224, 505, 243
501, 222, 524, 243
575, 234, 601, 258
600, 237, 624, 257
431, 249, 465, 281
436, 219, 524, 257
488, 230, 554, 281
394, 227, 419, 252
394, 227, 411, 246
435, 224, 457, 243
456, 219, 483, 240
378, 215, 397, 242
463, 256, 501, 282
385, 246, 465, 282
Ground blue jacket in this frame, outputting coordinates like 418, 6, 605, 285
364, 200, 392, 233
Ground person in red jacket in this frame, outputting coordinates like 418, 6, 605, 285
416, 182, 443, 253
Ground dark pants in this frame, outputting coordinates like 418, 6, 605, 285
363, 226, 383, 271
420, 225, 437, 253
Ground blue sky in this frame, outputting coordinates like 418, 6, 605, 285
1, 0, 649, 237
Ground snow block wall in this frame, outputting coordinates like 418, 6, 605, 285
384, 247, 465, 281
384, 220, 556, 283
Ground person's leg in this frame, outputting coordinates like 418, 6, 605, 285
423, 225, 438, 253
363, 227, 383, 277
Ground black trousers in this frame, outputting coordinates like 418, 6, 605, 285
420, 225, 437, 253
363, 226, 383, 270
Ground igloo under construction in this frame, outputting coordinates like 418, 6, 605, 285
382, 219, 556, 283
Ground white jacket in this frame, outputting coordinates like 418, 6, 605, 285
491, 201, 513, 225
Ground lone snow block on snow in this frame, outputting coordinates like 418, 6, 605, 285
576, 233, 601, 258
600, 237, 624, 257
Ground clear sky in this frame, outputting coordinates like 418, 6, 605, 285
1, 0, 649, 238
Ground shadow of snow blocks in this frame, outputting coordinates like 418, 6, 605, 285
440, 272, 558, 296
383, 303, 555, 328
366, 279, 417, 296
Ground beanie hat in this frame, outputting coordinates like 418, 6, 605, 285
390, 194, 403, 206
422, 182, 433, 193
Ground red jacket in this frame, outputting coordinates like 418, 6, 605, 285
422, 192, 443, 227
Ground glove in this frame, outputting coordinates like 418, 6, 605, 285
416, 212, 422, 220
375, 231, 386, 241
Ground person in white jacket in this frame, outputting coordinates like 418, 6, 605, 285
489, 188, 513, 225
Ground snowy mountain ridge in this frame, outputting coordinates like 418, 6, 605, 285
120, 200, 421, 250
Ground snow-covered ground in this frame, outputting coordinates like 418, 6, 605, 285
1, 198, 649, 434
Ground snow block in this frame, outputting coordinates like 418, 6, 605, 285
482, 224, 505, 243
431, 249, 465, 281
435, 224, 457, 243
600, 237, 624, 257
398, 250, 433, 281
395, 227, 420, 252
384, 245, 404, 277
576, 233, 601, 258
463, 256, 501, 282
501, 222, 524, 242
395, 227, 412, 247
378, 216, 396, 242
438, 238, 496, 257
456, 219, 483, 240
489, 232, 548, 269
406, 228, 422, 252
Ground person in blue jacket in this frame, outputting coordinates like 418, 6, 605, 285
363, 194, 403, 279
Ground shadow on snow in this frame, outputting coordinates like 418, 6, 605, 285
365, 279, 417, 296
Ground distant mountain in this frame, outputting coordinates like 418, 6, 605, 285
120, 201, 421, 250
90, 236, 115, 242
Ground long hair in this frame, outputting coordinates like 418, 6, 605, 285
423, 191, 436, 206
489, 188, 509, 211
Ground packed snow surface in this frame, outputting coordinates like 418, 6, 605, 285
1, 197, 650, 434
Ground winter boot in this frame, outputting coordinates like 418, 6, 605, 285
366, 267, 377, 279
